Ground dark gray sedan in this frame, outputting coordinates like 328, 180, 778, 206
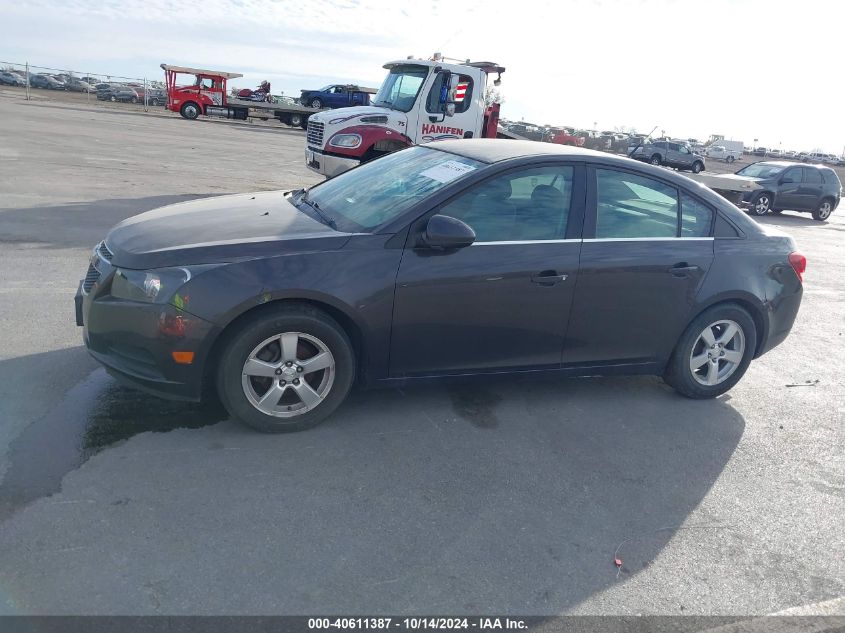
76, 141, 804, 432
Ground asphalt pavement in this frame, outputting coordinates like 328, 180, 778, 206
0, 91, 842, 615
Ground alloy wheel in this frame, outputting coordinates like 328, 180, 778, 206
241, 331, 335, 418
753, 195, 770, 215
689, 320, 745, 386
818, 201, 832, 220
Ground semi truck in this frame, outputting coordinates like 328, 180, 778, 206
305, 54, 505, 177
161, 64, 322, 128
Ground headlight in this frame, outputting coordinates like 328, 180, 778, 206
328, 133, 362, 149
111, 267, 191, 303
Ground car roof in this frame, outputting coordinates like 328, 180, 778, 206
428, 139, 610, 163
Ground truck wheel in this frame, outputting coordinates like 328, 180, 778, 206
727, 155, 735, 163
289, 113, 303, 127
691, 161, 704, 173
216, 304, 355, 433
310, 98, 323, 109
180, 102, 200, 120
650, 154, 662, 166
812, 198, 834, 221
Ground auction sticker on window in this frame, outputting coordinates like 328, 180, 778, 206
420, 160, 477, 183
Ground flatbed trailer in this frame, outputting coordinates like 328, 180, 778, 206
227, 97, 322, 128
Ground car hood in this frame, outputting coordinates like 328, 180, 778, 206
309, 105, 407, 129
105, 191, 352, 269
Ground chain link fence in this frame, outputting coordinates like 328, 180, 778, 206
0, 60, 166, 112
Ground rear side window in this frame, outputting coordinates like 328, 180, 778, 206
821, 169, 841, 186
680, 193, 713, 237
595, 169, 678, 238
804, 169, 822, 184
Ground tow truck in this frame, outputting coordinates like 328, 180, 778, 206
161, 64, 321, 128
305, 53, 505, 177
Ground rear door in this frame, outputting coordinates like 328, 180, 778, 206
776, 167, 804, 210
564, 166, 715, 367
799, 167, 824, 210
390, 163, 585, 376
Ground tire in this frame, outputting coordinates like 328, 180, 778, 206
727, 155, 735, 163
664, 304, 756, 399
289, 113, 303, 127
180, 102, 200, 120
216, 304, 355, 433
110, 95, 116, 102
130, 96, 138, 104
812, 198, 834, 222
650, 154, 662, 166
691, 161, 704, 173
750, 192, 772, 216
310, 98, 323, 109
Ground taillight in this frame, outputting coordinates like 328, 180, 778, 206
788, 251, 806, 283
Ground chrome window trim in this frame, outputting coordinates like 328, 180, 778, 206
583, 237, 715, 242
471, 239, 582, 246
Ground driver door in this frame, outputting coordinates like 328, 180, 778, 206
389, 164, 585, 377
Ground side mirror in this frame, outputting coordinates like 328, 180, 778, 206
424, 214, 476, 249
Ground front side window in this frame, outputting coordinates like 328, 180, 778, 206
304, 147, 482, 232
595, 169, 678, 238
438, 166, 574, 242
679, 145, 690, 154
782, 168, 803, 183
680, 193, 713, 237
373, 65, 428, 112
426, 73, 474, 114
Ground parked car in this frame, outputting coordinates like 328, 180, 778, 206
29, 74, 64, 90
705, 145, 742, 163
735, 161, 842, 220
146, 88, 167, 106
631, 140, 706, 172
753, 147, 768, 156
300, 84, 374, 109
96, 84, 123, 101
804, 152, 827, 163
76, 140, 805, 433
64, 77, 94, 92
0, 70, 26, 86
113, 87, 142, 103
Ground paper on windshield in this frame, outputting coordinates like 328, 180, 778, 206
420, 160, 477, 184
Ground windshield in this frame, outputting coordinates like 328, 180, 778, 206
301, 146, 483, 232
736, 163, 786, 179
373, 65, 428, 112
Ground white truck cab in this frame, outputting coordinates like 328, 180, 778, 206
305, 54, 505, 177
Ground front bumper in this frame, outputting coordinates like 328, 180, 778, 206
75, 263, 215, 402
305, 147, 359, 178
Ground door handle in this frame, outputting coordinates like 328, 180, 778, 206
531, 270, 568, 285
668, 263, 702, 277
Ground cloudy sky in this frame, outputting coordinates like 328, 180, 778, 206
2, 0, 844, 153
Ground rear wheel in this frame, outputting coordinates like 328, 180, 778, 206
180, 102, 200, 120
289, 113, 303, 127
750, 192, 772, 216
727, 155, 735, 163
664, 304, 756, 399
216, 305, 355, 433
813, 198, 834, 221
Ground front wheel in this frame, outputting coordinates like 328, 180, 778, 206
750, 192, 772, 216
726, 155, 735, 163
216, 304, 355, 433
813, 198, 834, 221
664, 304, 756, 399
691, 161, 704, 173
310, 98, 323, 109
180, 102, 200, 120
650, 154, 662, 166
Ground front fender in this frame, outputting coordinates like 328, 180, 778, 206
326, 125, 411, 157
